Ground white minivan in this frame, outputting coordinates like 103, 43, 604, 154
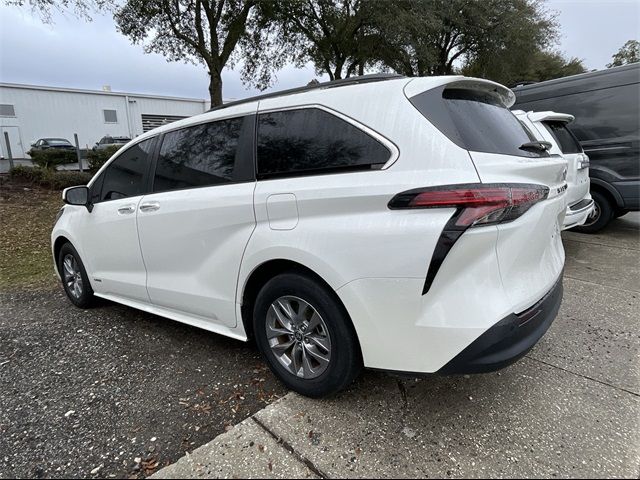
53, 75, 568, 397
514, 110, 594, 230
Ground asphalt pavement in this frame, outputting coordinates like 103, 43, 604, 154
0, 292, 286, 478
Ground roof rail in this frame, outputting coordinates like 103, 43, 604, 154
209, 73, 405, 112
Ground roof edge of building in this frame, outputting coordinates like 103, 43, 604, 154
0, 82, 208, 104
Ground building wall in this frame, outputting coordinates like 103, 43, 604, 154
0, 84, 208, 158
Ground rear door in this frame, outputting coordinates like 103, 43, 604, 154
136, 111, 257, 328
409, 82, 567, 311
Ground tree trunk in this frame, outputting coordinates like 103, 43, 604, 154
208, 69, 223, 107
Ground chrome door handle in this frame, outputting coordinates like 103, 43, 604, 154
139, 202, 160, 212
117, 205, 135, 215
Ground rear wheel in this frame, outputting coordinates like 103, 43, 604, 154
572, 190, 614, 234
58, 242, 95, 308
253, 272, 362, 398
614, 208, 629, 219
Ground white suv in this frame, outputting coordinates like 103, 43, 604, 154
53, 75, 568, 397
514, 110, 594, 230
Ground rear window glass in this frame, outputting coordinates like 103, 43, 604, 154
410, 87, 548, 158
542, 121, 583, 154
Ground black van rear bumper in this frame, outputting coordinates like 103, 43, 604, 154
438, 274, 563, 374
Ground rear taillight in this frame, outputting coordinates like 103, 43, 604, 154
388, 183, 548, 227
389, 183, 549, 295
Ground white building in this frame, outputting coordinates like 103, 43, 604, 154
0, 83, 210, 158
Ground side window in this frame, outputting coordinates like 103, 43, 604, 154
99, 138, 154, 202
153, 116, 253, 192
256, 108, 391, 178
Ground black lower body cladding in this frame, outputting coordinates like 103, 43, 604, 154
438, 272, 564, 374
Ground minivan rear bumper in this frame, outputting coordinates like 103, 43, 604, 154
438, 272, 563, 374
563, 197, 595, 230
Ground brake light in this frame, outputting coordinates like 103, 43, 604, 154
389, 184, 550, 295
388, 184, 548, 227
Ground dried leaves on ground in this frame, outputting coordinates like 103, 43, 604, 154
0, 182, 62, 290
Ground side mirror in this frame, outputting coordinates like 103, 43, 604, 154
30, 142, 36, 147
63, 186, 92, 211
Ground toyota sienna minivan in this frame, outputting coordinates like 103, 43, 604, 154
514, 110, 593, 230
52, 74, 567, 397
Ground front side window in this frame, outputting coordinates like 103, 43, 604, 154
153, 116, 253, 192
542, 121, 583, 154
99, 138, 154, 202
257, 108, 391, 178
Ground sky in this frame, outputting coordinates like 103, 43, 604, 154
0, 0, 638, 102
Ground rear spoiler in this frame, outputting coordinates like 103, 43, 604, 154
522, 111, 575, 124
405, 76, 516, 108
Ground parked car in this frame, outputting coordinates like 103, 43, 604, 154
513, 63, 639, 232
28, 138, 75, 156
93, 135, 131, 151
514, 110, 594, 230
53, 74, 567, 397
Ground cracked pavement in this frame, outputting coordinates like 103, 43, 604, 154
153, 213, 640, 479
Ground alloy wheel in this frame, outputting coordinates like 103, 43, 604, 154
582, 201, 601, 227
62, 254, 83, 299
265, 296, 332, 379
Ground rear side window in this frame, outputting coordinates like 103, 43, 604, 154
257, 108, 390, 178
153, 116, 254, 192
410, 87, 548, 158
542, 121, 583, 154
99, 138, 155, 202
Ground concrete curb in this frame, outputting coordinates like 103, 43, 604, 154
151, 394, 321, 479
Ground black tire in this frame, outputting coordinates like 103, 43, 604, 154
571, 190, 614, 234
614, 208, 629, 219
58, 242, 95, 308
253, 272, 362, 398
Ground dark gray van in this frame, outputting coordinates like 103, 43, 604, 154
513, 63, 639, 232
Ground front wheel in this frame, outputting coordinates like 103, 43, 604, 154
253, 272, 362, 398
571, 190, 614, 234
58, 242, 95, 308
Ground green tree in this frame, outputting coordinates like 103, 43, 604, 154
463, 49, 586, 86
371, 0, 557, 77
607, 40, 640, 68
246, 0, 379, 82
114, 0, 259, 107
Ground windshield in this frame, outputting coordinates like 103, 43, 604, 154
410, 87, 548, 158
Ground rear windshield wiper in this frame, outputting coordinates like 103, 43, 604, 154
519, 141, 552, 152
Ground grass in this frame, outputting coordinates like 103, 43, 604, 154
0, 182, 63, 291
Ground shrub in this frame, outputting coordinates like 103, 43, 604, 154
87, 145, 121, 172
42, 170, 92, 190
8, 166, 90, 190
29, 149, 77, 170
9, 165, 45, 184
